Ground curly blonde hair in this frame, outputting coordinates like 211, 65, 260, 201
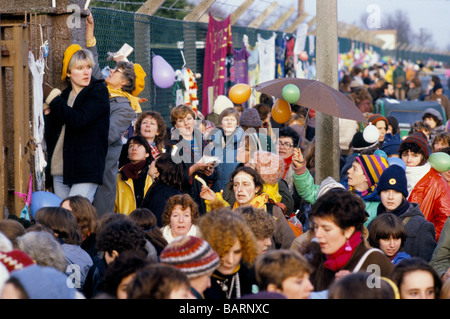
197, 208, 258, 265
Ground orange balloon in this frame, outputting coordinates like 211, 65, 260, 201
271, 98, 292, 124
299, 51, 309, 62
229, 84, 251, 104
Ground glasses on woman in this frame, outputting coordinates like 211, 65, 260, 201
278, 142, 293, 149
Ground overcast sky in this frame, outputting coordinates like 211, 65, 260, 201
190, 0, 450, 50
304, 0, 450, 50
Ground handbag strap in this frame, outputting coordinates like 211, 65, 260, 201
352, 248, 384, 273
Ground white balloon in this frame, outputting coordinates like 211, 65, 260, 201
363, 124, 379, 144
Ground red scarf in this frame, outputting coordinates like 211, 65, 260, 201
120, 160, 148, 180
323, 231, 362, 272
283, 155, 293, 179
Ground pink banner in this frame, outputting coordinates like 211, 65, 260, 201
202, 14, 233, 117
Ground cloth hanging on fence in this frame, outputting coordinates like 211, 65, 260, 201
232, 45, 250, 107
275, 35, 286, 79
257, 33, 276, 84
28, 50, 47, 191
202, 14, 233, 117
285, 37, 296, 78
247, 43, 260, 107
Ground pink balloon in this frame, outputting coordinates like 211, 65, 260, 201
152, 55, 175, 88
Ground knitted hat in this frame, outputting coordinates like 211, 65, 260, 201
132, 63, 146, 97
254, 151, 285, 185
351, 131, 378, 151
240, 108, 263, 128
9, 265, 78, 299
213, 95, 234, 115
422, 107, 443, 122
381, 133, 402, 156
61, 44, 82, 81
159, 236, 220, 279
317, 177, 346, 198
354, 154, 389, 188
401, 131, 430, 159
377, 164, 408, 198
368, 114, 389, 128
0, 250, 35, 273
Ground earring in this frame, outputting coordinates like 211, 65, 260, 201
344, 239, 352, 252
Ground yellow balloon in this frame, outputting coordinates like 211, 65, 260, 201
271, 98, 292, 124
229, 84, 251, 104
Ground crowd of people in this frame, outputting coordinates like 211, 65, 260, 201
1, 12, 450, 301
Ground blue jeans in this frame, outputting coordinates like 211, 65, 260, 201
53, 176, 99, 203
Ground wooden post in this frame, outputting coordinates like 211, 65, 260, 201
268, 6, 295, 31
248, 2, 278, 29
315, 0, 339, 183
184, 0, 216, 22
136, 0, 166, 15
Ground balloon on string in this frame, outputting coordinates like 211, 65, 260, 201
363, 124, 379, 144
282, 84, 300, 104
229, 83, 251, 104
428, 152, 450, 172
271, 98, 291, 124
30, 191, 62, 218
387, 157, 406, 171
299, 51, 309, 62
152, 55, 175, 88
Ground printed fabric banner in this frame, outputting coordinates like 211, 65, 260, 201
202, 14, 233, 117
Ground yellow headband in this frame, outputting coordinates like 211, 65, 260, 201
61, 44, 82, 81
381, 276, 401, 299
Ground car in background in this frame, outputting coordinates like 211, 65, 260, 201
373, 98, 446, 138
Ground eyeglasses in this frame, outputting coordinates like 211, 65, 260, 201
278, 142, 293, 149
113, 67, 123, 73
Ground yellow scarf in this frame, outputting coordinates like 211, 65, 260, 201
262, 183, 282, 203
107, 86, 142, 113
232, 193, 269, 210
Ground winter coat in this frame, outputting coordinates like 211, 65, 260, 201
204, 263, 257, 300
391, 251, 411, 265
310, 240, 394, 291
87, 45, 138, 215
429, 218, 450, 278
376, 202, 436, 262
114, 169, 152, 215
208, 127, 244, 192
407, 166, 450, 241
62, 243, 93, 291
44, 78, 110, 185
165, 129, 216, 216
293, 168, 380, 227
140, 181, 184, 227
93, 95, 136, 215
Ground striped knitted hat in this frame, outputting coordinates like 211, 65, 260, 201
0, 249, 34, 273
160, 236, 220, 279
354, 154, 389, 188
401, 131, 430, 159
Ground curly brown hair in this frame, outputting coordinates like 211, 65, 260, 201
161, 194, 199, 227
134, 111, 167, 153
234, 206, 275, 240
197, 208, 258, 265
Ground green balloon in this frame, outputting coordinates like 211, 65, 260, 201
428, 152, 450, 172
282, 84, 300, 104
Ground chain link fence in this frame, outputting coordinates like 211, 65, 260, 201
91, 7, 448, 125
